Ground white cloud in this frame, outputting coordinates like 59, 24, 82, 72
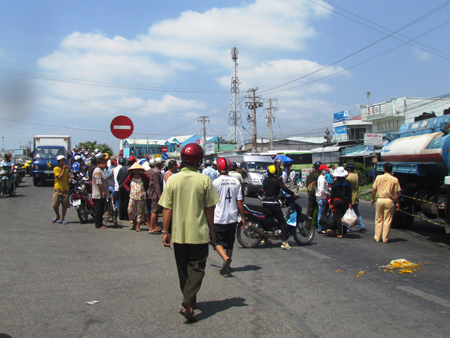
413, 47, 431, 61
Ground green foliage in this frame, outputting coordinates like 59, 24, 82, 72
344, 159, 371, 185
76, 141, 114, 156
323, 127, 334, 147
217, 136, 236, 145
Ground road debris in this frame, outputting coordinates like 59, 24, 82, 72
85, 300, 99, 305
379, 259, 429, 274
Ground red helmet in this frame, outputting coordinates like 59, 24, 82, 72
217, 157, 231, 173
128, 156, 137, 164
181, 143, 203, 165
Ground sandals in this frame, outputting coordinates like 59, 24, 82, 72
52, 217, 60, 223
61, 221, 68, 225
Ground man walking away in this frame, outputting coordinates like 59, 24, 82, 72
160, 143, 219, 322
118, 156, 135, 220
345, 162, 366, 232
371, 162, 400, 243
92, 157, 109, 229
148, 157, 164, 233
202, 159, 217, 181
316, 164, 330, 234
212, 157, 245, 275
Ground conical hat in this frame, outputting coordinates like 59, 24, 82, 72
128, 162, 145, 171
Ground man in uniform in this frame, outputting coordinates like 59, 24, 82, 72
345, 162, 366, 232
371, 162, 400, 243
160, 143, 219, 322
305, 162, 322, 225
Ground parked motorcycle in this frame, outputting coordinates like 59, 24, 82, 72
71, 178, 94, 223
68, 172, 89, 206
14, 166, 27, 187
236, 194, 314, 248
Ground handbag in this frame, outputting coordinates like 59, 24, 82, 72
319, 208, 337, 230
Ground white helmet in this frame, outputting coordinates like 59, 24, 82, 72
149, 159, 154, 166
74, 155, 81, 161
154, 157, 163, 165
94, 148, 100, 153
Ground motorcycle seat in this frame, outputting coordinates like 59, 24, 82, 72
247, 204, 273, 216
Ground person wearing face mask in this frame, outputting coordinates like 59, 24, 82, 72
316, 164, 330, 234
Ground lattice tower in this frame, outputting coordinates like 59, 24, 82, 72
227, 47, 244, 145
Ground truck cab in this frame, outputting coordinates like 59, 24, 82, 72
32, 146, 68, 186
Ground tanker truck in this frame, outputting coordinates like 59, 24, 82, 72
378, 114, 450, 234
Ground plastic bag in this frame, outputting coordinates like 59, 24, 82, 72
341, 208, 358, 227
320, 208, 336, 230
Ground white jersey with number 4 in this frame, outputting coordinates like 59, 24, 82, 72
213, 175, 243, 224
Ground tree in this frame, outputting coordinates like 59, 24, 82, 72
323, 127, 334, 147
216, 136, 237, 151
76, 141, 114, 156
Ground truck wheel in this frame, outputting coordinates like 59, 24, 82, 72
33, 177, 39, 186
244, 184, 251, 197
391, 211, 414, 229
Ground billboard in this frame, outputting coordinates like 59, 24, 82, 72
364, 133, 383, 146
333, 126, 348, 142
205, 142, 215, 155
333, 110, 349, 123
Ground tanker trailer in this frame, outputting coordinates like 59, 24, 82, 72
378, 115, 450, 233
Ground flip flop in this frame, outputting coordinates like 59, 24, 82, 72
179, 308, 198, 322
52, 217, 60, 223
61, 221, 68, 225
220, 258, 232, 275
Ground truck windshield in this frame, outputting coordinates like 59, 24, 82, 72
246, 161, 271, 172
34, 147, 65, 159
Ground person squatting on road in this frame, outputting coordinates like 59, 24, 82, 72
371, 162, 400, 243
345, 162, 366, 232
52, 155, 70, 224
212, 157, 246, 275
330, 166, 352, 238
160, 143, 219, 322
262, 164, 299, 250
316, 164, 330, 234
92, 157, 109, 229
123, 162, 150, 232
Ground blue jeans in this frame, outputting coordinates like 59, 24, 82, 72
317, 199, 328, 232
352, 203, 365, 230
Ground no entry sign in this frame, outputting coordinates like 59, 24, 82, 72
110, 115, 134, 139
161, 146, 168, 153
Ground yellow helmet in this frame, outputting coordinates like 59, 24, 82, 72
104, 153, 109, 160
267, 165, 280, 176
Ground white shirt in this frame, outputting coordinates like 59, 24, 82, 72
316, 174, 329, 200
113, 164, 122, 191
213, 175, 243, 224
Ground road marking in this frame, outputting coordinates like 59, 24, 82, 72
397, 286, 450, 308
297, 248, 331, 260
113, 125, 131, 129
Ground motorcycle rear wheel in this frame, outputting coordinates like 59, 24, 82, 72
292, 217, 315, 245
296, 180, 304, 189
236, 219, 263, 248
76, 200, 89, 224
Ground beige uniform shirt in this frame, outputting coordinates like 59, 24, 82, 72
347, 172, 359, 205
373, 173, 400, 200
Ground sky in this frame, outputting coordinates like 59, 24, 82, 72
1, 0, 450, 154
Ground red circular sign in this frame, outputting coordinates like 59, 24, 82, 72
110, 115, 134, 139
161, 146, 168, 153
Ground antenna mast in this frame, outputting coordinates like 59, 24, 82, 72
227, 47, 243, 146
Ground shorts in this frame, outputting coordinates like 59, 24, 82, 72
214, 222, 238, 250
152, 198, 163, 215
52, 189, 70, 209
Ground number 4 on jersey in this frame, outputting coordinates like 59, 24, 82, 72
225, 187, 232, 203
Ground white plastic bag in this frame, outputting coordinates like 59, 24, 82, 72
341, 208, 359, 227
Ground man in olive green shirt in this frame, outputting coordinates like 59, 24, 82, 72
160, 143, 219, 322
345, 163, 366, 232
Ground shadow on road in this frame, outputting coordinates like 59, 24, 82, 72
194, 297, 248, 321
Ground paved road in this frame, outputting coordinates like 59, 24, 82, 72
1, 178, 450, 337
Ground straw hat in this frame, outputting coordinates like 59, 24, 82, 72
128, 162, 145, 171
333, 166, 348, 178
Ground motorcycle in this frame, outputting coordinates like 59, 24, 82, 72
236, 194, 314, 248
14, 166, 27, 187
0, 171, 14, 197
68, 172, 89, 206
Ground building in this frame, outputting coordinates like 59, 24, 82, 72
242, 136, 324, 152
332, 111, 372, 143
360, 96, 450, 134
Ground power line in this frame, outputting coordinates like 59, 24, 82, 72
260, 1, 450, 94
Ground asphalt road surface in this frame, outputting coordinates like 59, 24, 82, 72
1, 178, 450, 337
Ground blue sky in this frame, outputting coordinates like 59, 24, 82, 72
1, 0, 449, 153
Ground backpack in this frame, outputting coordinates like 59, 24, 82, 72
307, 180, 317, 194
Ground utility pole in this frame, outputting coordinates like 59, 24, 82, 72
198, 116, 210, 153
245, 88, 263, 152
265, 98, 277, 151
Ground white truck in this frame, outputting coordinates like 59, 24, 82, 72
32, 135, 71, 186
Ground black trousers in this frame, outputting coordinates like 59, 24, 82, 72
262, 202, 288, 241
93, 198, 105, 228
306, 194, 318, 221
334, 199, 349, 236
119, 188, 129, 220
173, 243, 209, 309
